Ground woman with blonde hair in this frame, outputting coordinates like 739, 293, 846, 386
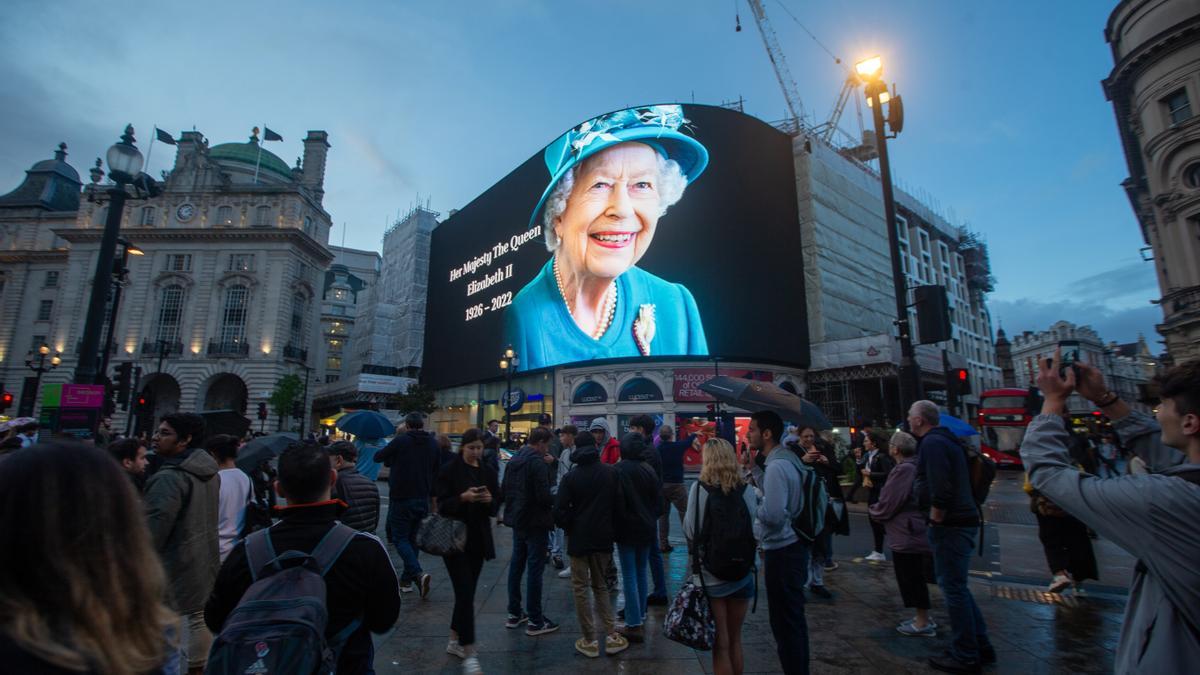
0, 441, 177, 674
685, 437, 761, 675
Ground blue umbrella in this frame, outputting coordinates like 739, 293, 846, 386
939, 413, 978, 438
336, 410, 396, 440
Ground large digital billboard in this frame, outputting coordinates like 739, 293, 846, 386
423, 104, 809, 389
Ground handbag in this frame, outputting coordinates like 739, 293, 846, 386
662, 489, 716, 651
415, 513, 466, 556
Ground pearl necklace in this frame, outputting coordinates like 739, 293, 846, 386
553, 256, 617, 340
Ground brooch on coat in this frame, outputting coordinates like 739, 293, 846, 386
633, 303, 656, 356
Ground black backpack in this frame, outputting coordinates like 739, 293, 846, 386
205, 524, 359, 675
698, 483, 757, 582
962, 440, 997, 506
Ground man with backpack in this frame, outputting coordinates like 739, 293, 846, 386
1025, 353, 1200, 673
909, 400, 994, 674
748, 410, 822, 675
205, 442, 400, 675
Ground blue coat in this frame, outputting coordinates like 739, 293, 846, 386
504, 259, 708, 370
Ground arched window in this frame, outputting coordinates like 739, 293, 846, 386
216, 205, 235, 227
220, 285, 248, 345
155, 285, 185, 344
254, 205, 271, 227
140, 206, 156, 226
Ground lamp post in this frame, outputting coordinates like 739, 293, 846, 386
22, 344, 62, 417
98, 238, 144, 380
855, 55, 921, 413
76, 125, 149, 385
499, 345, 518, 444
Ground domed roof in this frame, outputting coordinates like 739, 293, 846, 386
0, 143, 81, 211
209, 140, 293, 180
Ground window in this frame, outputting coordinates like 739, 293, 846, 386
938, 242, 951, 284
37, 299, 53, 321
895, 214, 909, 242
220, 285, 249, 345
155, 285, 184, 344
44, 270, 58, 288
329, 321, 348, 336
228, 254, 254, 272
31, 335, 46, 351
289, 293, 307, 347
1165, 89, 1192, 125
166, 254, 192, 272
325, 374, 341, 383
326, 356, 342, 372
1185, 163, 1200, 189
898, 242, 910, 276
140, 206, 156, 226
331, 288, 349, 301
254, 205, 271, 227
327, 338, 344, 353
216, 205, 235, 227
304, 216, 314, 236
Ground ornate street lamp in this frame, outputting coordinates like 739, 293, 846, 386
23, 344, 62, 417
76, 125, 158, 386
499, 345, 519, 443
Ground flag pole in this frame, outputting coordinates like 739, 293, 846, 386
253, 126, 263, 185
144, 125, 157, 176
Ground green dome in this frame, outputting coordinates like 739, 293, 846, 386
209, 141, 293, 180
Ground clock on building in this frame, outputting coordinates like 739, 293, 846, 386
176, 203, 196, 222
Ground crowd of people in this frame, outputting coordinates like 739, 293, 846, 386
0, 353, 1196, 674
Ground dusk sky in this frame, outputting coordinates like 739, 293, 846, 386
0, 1, 1161, 349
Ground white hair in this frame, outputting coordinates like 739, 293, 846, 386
910, 400, 941, 426
543, 152, 688, 251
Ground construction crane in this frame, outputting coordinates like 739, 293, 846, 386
742, 0, 806, 127
814, 73, 861, 144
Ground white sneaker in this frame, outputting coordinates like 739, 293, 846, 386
400, 583, 415, 593
462, 655, 483, 674
1047, 573, 1073, 593
446, 639, 466, 658
558, 566, 572, 579
865, 551, 887, 562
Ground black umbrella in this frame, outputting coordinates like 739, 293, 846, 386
236, 432, 299, 473
699, 376, 833, 430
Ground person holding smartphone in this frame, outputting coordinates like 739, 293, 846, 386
434, 428, 501, 675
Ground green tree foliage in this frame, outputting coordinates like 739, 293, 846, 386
390, 382, 437, 415
269, 374, 304, 430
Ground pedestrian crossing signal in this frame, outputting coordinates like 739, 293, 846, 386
1, 391, 13, 412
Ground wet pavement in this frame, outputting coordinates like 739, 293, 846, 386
370, 470, 1130, 673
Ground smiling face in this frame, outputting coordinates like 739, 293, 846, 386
554, 142, 663, 280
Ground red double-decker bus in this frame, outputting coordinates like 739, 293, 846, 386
977, 388, 1036, 469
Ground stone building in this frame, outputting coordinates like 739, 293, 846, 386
0, 128, 335, 433
1009, 320, 1154, 415
1104, 0, 1200, 362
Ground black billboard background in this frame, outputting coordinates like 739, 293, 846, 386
423, 104, 809, 389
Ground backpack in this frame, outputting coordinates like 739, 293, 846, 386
774, 449, 828, 543
962, 440, 997, 506
205, 524, 359, 675
698, 483, 757, 581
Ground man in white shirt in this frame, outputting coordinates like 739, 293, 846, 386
206, 434, 252, 562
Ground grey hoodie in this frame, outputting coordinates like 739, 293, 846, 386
1022, 411, 1200, 674
144, 447, 221, 613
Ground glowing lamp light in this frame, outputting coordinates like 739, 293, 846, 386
262, 344, 271, 355
865, 91, 892, 107
38, 344, 50, 356
855, 55, 883, 81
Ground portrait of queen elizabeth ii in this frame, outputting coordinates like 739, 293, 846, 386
504, 104, 710, 371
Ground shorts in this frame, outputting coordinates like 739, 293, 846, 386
705, 572, 755, 599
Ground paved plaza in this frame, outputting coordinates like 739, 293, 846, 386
370, 470, 1130, 674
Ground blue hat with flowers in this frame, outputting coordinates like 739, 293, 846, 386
530, 104, 709, 228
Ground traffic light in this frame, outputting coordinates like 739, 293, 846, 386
1, 391, 13, 413
114, 362, 133, 408
257, 402, 268, 420
914, 285, 952, 344
952, 368, 971, 394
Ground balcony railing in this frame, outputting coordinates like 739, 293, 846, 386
283, 344, 308, 363
207, 340, 249, 357
141, 340, 184, 356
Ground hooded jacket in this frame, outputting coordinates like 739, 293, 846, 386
613, 433, 659, 545
144, 447, 221, 613
591, 418, 621, 464
553, 435, 619, 556
914, 426, 979, 527
1023, 411, 1200, 674
501, 445, 554, 532
374, 429, 440, 500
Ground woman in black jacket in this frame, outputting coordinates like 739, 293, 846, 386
613, 432, 660, 643
862, 430, 896, 561
434, 428, 499, 674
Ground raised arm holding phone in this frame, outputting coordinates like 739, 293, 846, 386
1022, 349, 1200, 673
